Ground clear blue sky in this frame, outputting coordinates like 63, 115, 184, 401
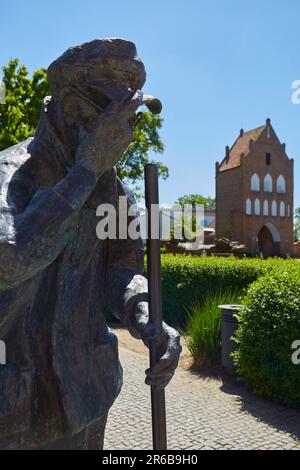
1, 0, 299, 206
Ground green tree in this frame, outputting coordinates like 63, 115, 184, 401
171, 212, 202, 243
0, 59, 168, 189
176, 194, 216, 209
294, 207, 300, 241
171, 194, 215, 243
0, 59, 48, 151
117, 111, 168, 185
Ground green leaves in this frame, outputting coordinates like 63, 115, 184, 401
186, 290, 240, 368
159, 254, 294, 326
117, 110, 167, 189
0, 59, 49, 151
233, 265, 300, 407
175, 194, 216, 209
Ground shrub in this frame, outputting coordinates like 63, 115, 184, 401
186, 290, 241, 367
158, 255, 294, 325
233, 265, 300, 407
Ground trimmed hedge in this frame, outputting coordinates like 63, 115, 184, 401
233, 265, 300, 407
157, 255, 296, 325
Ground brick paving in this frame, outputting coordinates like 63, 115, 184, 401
105, 344, 300, 450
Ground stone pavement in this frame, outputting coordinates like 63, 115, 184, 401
105, 338, 300, 450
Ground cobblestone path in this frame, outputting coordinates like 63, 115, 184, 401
105, 343, 300, 450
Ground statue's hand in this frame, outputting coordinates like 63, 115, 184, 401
76, 90, 143, 178
132, 301, 182, 389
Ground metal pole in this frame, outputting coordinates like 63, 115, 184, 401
144, 163, 167, 450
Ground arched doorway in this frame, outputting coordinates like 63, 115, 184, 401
258, 226, 274, 257
258, 223, 281, 257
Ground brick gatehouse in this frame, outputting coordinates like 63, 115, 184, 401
215, 119, 294, 257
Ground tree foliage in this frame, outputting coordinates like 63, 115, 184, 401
176, 194, 216, 209
0, 59, 48, 151
117, 111, 168, 185
0, 59, 168, 188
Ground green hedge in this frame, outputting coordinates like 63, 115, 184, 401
233, 265, 300, 407
157, 255, 296, 325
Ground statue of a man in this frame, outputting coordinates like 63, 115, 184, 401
0, 39, 181, 449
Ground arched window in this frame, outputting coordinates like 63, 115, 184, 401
264, 173, 273, 192
250, 173, 260, 192
280, 201, 285, 217
263, 200, 269, 216
251, 173, 260, 191
245, 198, 252, 215
254, 198, 260, 215
277, 175, 286, 194
272, 200, 277, 216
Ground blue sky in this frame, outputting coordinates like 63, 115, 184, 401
1, 0, 300, 206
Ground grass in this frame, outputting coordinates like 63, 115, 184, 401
186, 289, 241, 368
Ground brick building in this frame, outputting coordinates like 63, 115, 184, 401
215, 119, 294, 257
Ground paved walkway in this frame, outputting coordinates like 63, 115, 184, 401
105, 336, 300, 450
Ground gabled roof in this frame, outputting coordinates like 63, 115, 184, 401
218, 120, 280, 172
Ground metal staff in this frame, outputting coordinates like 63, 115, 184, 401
144, 163, 167, 450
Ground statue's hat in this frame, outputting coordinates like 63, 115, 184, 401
47, 38, 146, 97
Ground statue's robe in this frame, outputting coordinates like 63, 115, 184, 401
0, 106, 147, 449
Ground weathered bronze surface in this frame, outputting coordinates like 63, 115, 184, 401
0, 39, 180, 449
145, 164, 167, 450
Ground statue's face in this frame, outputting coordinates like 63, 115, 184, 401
60, 80, 132, 139
56, 69, 161, 149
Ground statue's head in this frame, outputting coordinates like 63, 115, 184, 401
47, 39, 149, 138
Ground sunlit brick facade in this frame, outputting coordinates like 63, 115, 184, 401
215, 119, 294, 257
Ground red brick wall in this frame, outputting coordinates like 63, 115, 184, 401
215, 166, 243, 240
216, 125, 294, 256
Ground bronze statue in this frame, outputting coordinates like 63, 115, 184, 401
0, 39, 181, 449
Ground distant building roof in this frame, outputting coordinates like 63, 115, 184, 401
218, 119, 280, 172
